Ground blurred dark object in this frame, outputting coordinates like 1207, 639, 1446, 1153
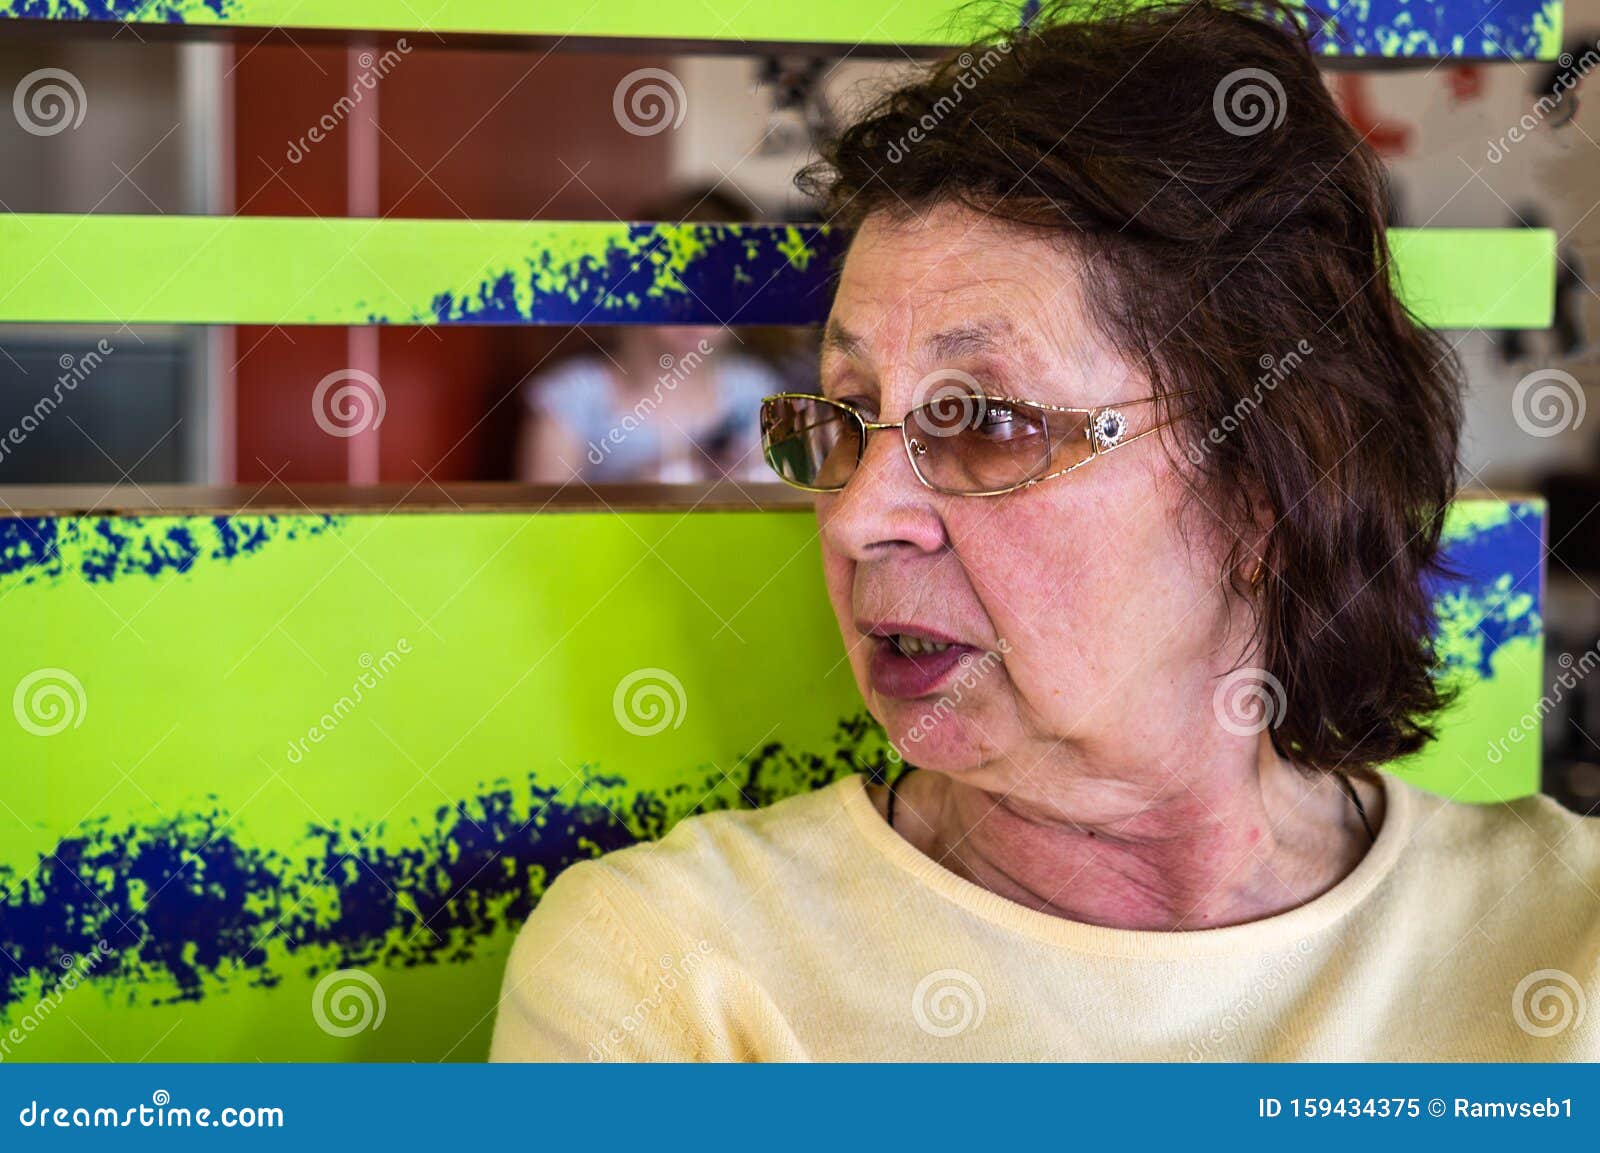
756, 56, 836, 156
1498, 205, 1587, 365
1533, 32, 1600, 130
1542, 467, 1600, 815
1545, 469, 1600, 575
0, 338, 190, 484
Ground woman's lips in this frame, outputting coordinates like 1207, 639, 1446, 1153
866, 633, 982, 699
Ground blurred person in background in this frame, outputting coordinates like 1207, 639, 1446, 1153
516, 187, 787, 485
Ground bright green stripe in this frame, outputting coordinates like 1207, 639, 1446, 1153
0, 216, 834, 327
1390, 229, 1556, 330
9, 0, 988, 44
0, 216, 1555, 329
0, 0, 1563, 57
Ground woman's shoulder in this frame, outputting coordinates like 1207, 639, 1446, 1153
1389, 775, 1600, 906
538, 775, 864, 926
1399, 777, 1597, 853
494, 779, 863, 1060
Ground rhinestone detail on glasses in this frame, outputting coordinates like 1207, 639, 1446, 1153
1092, 408, 1129, 450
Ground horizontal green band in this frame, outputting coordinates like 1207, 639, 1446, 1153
0, 217, 835, 327
1388, 228, 1556, 330
0, 0, 1565, 58
0, 216, 1556, 330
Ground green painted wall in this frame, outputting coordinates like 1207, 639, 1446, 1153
0, 498, 1544, 1061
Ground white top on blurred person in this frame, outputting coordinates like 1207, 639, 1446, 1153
517, 323, 779, 485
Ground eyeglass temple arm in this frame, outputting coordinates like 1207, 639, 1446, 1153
1090, 392, 1197, 454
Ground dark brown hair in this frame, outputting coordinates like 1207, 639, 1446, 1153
799, 0, 1463, 777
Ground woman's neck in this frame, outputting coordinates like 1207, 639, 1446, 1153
880, 749, 1383, 931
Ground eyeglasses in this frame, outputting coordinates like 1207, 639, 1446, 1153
759, 389, 1188, 496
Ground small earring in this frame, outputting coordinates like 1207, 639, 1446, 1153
1249, 559, 1266, 589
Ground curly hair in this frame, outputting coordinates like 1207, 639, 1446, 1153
798, 0, 1464, 778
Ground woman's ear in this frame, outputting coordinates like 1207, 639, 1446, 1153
1235, 479, 1276, 596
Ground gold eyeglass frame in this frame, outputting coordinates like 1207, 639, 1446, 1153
759, 390, 1193, 497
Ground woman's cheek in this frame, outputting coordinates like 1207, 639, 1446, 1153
818, 545, 871, 683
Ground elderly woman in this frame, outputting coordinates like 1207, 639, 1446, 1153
491, 0, 1598, 1061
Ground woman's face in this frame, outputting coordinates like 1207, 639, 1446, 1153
817, 204, 1246, 791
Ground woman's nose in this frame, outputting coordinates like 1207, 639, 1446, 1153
817, 423, 947, 560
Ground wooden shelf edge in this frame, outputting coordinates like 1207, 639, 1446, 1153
0, 482, 816, 517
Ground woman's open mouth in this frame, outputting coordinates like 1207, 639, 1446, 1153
865, 627, 982, 699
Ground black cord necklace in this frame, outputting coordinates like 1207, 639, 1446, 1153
885, 766, 913, 830
1334, 770, 1377, 843
884, 766, 1376, 844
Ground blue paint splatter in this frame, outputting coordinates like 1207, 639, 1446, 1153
0, 715, 894, 1014
0, 519, 60, 583
1427, 502, 1545, 679
0, 0, 232, 21
1309, 0, 1555, 58
429, 224, 842, 327
0, 514, 344, 591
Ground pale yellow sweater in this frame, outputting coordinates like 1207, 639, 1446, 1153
489, 773, 1600, 1061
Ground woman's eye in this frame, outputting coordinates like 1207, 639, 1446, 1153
974, 405, 1040, 440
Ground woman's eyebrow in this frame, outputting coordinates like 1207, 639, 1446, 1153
924, 320, 1015, 361
822, 318, 1021, 362
821, 321, 863, 357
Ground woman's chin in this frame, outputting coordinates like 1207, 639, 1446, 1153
882, 715, 984, 772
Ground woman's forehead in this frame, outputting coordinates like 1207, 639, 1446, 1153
829, 208, 1100, 370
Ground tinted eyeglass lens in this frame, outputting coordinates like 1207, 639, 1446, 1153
761, 396, 861, 490
910, 398, 1067, 493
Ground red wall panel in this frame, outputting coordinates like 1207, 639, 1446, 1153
228, 41, 672, 483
